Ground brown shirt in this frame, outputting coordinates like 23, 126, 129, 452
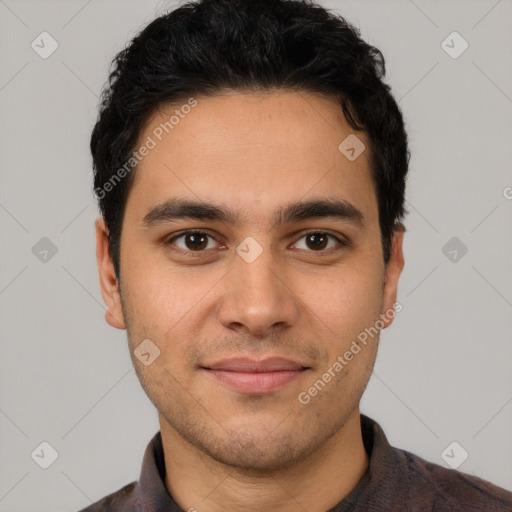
78, 415, 512, 511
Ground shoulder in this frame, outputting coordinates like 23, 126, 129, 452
77, 481, 138, 511
398, 447, 512, 511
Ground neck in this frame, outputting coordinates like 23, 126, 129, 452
160, 410, 369, 512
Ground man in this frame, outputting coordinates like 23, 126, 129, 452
83, 0, 512, 510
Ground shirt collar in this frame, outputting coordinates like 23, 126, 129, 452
135, 414, 398, 511
136, 429, 183, 511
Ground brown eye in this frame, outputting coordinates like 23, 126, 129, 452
168, 231, 217, 252
292, 232, 346, 252
305, 233, 329, 251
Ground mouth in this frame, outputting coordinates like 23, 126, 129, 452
201, 357, 310, 394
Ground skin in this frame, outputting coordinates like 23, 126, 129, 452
96, 91, 405, 512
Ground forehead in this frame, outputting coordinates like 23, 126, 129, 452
125, 91, 377, 226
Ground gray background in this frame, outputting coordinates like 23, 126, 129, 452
0, 0, 511, 510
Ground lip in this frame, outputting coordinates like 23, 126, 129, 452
202, 357, 309, 394
206, 357, 306, 372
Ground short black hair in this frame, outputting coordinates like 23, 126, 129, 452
91, 0, 409, 280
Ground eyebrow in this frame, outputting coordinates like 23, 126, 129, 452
141, 196, 365, 229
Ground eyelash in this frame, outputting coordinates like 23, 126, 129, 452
165, 230, 348, 257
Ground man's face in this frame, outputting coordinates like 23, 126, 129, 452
96, 91, 404, 470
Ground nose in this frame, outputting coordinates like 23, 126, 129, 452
216, 244, 300, 339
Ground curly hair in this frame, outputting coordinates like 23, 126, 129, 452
90, 0, 409, 280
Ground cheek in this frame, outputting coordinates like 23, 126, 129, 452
295, 258, 384, 337
121, 248, 205, 325
120, 261, 221, 368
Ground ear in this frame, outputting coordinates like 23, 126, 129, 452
380, 226, 405, 329
95, 216, 126, 330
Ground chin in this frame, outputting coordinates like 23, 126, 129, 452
205, 439, 306, 472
